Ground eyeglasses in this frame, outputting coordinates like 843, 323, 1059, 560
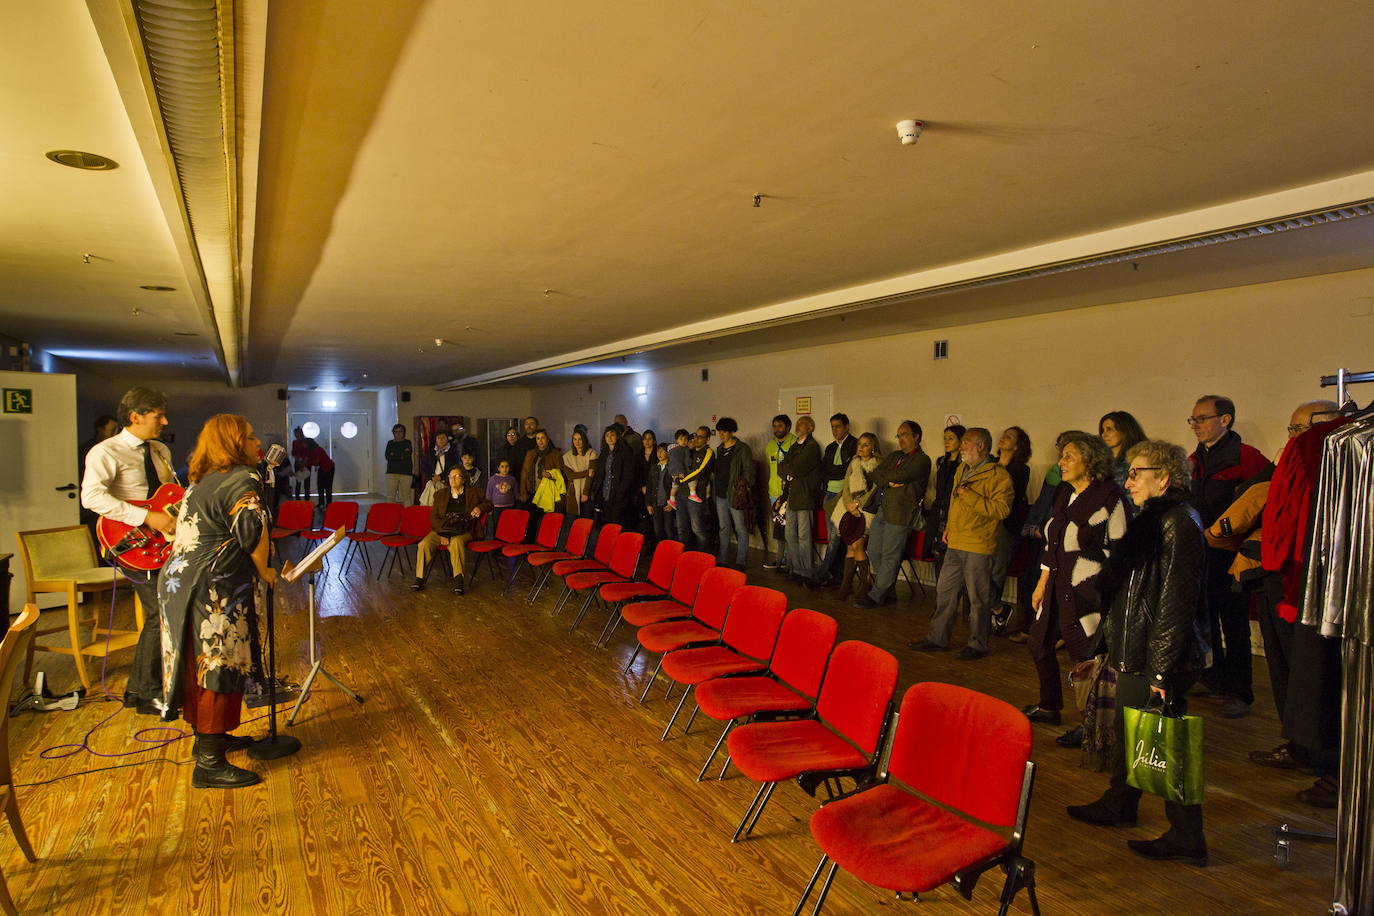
1286, 424, 1310, 436
1186, 414, 1219, 426
1127, 466, 1162, 480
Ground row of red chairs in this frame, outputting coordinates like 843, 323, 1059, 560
516, 527, 1041, 915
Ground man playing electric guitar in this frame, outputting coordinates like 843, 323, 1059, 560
81, 387, 177, 715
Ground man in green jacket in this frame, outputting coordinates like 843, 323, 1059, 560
853, 420, 932, 608
912, 427, 1013, 659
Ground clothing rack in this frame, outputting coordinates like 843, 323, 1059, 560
1307, 367, 1374, 916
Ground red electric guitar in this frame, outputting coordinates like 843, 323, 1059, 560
96, 482, 186, 572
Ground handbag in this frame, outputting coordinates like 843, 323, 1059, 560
837, 510, 866, 544
1122, 696, 1205, 805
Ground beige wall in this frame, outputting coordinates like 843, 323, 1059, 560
530, 266, 1374, 496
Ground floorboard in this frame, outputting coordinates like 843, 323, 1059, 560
4, 541, 1337, 914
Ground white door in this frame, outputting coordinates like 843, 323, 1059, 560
0, 372, 78, 610
777, 385, 833, 429
288, 411, 374, 496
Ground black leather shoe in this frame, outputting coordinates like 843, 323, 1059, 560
1126, 836, 1208, 866
851, 596, 879, 609
956, 647, 989, 661
1056, 726, 1085, 748
803, 578, 823, 591
1219, 697, 1251, 719
1066, 800, 1137, 827
1023, 706, 1062, 725
453, 575, 466, 596
1297, 776, 1339, 809
1248, 743, 1302, 770
411, 578, 425, 592
191, 734, 262, 789
907, 639, 947, 652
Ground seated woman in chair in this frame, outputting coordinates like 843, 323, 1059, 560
157, 414, 276, 789
414, 467, 491, 595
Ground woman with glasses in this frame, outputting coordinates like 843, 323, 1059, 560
1021, 432, 1130, 738
1099, 410, 1147, 489
1067, 440, 1211, 866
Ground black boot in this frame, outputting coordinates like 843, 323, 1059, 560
837, 558, 857, 600
224, 733, 255, 753
192, 733, 262, 789
411, 577, 425, 592
453, 574, 466, 596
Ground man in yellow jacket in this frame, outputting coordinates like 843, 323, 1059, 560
911, 427, 1013, 659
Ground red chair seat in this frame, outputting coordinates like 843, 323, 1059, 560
552, 558, 604, 576
347, 531, 383, 543
600, 582, 666, 603
728, 719, 869, 782
467, 539, 505, 554
638, 620, 718, 653
301, 529, 333, 541
270, 527, 297, 540
527, 549, 572, 566
621, 599, 691, 627
502, 543, 542, 558
565, 570, 628, 591
662, 646, 766, 685
809, 785, 1007, 893
696, 676, 810, 720
379, 533, 419, 548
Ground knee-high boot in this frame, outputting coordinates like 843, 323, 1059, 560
838, 558, 858, 599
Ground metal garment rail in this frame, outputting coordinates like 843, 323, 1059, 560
1319, 368, 1374, 405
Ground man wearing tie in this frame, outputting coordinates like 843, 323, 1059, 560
81, 388, 177, 714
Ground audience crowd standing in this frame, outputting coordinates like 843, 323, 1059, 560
374, 391, 1338, 862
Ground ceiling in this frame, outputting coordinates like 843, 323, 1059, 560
5, 0, 1374, 389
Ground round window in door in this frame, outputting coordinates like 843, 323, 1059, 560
301, 421, 321, 438
340, 421, 359, 439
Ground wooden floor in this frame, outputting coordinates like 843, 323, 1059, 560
5, 545, 1337, 915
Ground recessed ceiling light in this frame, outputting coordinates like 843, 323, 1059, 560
140, 285, 176, 291
45, 150, 119, 171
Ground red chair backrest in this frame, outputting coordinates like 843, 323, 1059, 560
769, 608, 838, 699
276, 500, 314, 530
905, 528, 925, 559
719, 586, 787, 661
645, 540, 685, 589
320, 500, 358, 532
667, 552, 715, 604
398, 504, 434, 539
365, 502, 404, 535
689, 566, 746, 631
563, 517, 594, 555
890, 683, 1031, 828
590, 524, 622, 565
534, 512, 564, 548
608, 532, 645, 578
492, 509, 529, 543
815, 641, 898, 756
813, 508, 829, 543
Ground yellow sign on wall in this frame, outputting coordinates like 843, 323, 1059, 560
795, 396, 812, 415
3, 388, 32, 414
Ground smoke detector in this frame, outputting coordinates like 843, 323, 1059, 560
896, 119, 925, 146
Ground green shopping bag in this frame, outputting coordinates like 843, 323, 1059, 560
1123, 699, 1205, 805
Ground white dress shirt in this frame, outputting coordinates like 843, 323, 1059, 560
81, 428, 175, 527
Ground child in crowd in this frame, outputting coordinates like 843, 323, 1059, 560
460, 451, 483, 489
649, 442, 675, 542
486, 460, 516, 508
665, 428, 694, 508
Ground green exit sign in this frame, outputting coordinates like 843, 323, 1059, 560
3, 388, 32, 413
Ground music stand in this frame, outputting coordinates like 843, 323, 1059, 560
283, 528, 365, 725
247, 580, 301, 760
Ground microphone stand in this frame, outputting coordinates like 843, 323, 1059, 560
249, 551, 301, 760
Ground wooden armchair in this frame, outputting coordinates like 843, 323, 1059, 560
0, 604, 41, 915
14, 526, 144, 690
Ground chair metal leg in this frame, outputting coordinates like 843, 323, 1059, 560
732, 780, 776, 842
660, 686, 693, 740
791, 854, 830, 916
683, 703, 700, 735
998, 858, 1038, 916
623, 643, 643, 673
569, 591, 596, 631
637, 657, 662, 700
697, 720, 736, 781
527, 566, 551, 603
717, 753, 732, 780
810, 859, 840, 916
595, 603, 623, 647
551, 585, 574, 617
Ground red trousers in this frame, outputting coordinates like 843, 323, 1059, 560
182, 649, 244, 733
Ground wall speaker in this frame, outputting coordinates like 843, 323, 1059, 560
401, 390, 411, 402
276, 388, 287, 400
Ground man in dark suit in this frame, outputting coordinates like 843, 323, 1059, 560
779, 415, 824, 586
853, 420, 932, 609
817, 412, 858, 585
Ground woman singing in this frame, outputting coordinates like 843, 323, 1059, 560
158, 414, 276, 789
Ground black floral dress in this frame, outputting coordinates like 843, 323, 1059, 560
156, 466, 267, 716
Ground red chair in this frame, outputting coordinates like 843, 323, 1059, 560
792, 683, 1039, 916
657, 585, 788, 740
619, 552, 716, 666
526, 517, 594, 603
546, 524, 621, 613
692, 608, 838, 781
301, 501, 358, 571
593, 539, 685, 647
634, 566, 745, 702
342, 502, 403, 575
378, 505, 433, 580
811, 508, 830, 568
899, 528, 929, 599
467, 509, 529, 583
726, 640, 898, 842
270, 500, 315, 555
501, 512, 565, 594
564, 531, 645, 631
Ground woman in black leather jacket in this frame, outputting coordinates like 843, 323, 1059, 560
1067, 439, 1212, 866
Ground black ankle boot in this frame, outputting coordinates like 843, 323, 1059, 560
453, 574, 466, 595
411, 577, 425, 592
224, 733, 254, 753
192, 733, 262, 789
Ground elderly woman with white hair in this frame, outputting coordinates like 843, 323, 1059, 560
1068, 439, 1211, 866
1021, 432, 1130, 738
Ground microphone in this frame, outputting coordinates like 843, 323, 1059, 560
265, 443, 287, 468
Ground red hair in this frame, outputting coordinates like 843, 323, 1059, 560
189, 414, 258, 483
